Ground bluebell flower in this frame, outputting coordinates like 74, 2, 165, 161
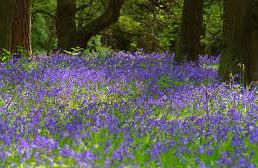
59, 145, 75, 158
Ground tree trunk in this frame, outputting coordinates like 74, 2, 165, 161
244, 0, 258, 82
219, 0, 243, 81
219, 0, 258, 82
11, 0, 32, 54
175, 0, 203, 63
73, 0, 125, 48
56, 0, 76, 49
0, 0, 15, 51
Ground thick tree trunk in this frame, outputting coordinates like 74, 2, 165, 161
56, 0, 76, 49
74, 0, 125, 48
0, 0, 15, 51
219, 0, 258, 82
11, 0, 32, 54
246, 30, 258, 82
222, 0, 231, 44
219, 0, 245, 81
175, 0, 203, 63
244, 0, 258, 82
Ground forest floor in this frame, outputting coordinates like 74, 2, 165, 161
0, 52, 257, 167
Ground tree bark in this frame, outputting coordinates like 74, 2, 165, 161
219, 0, 244, 81
175, 0, 203, 63
244, 0, 258, 82
219, 0, 258, 82
11, 0, 32, 54
0, 0, 15, 51
56, 0, 76, 49
73, 0, 125, 48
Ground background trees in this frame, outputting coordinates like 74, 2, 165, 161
56, 0, 124, 49
0, 0, 257, 82
30, 0, 222, 53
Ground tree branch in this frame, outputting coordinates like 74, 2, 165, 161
74, 0, 125, 48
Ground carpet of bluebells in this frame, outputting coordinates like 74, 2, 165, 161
0, 51, 257, 167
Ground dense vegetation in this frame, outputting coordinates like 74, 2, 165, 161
0, 53, 257, 167
0, 0, 257, 167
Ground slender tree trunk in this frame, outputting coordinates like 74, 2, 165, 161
11, 0, 32, 54
0, 0, 15, 51
175, 0, 203, 63
56, 0, 76, 49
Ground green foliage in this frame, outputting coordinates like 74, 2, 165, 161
157, 1, 183, 50
32, 14, 49, 52
0, 48, 11, 62
83, 35, 112, 60
202, 1, 223, 55
118, 16, 141, 32
63, 47, 83, 56
157, 75, 172, 89
157, 75, 185, 90
63, 35, 111, 60
21, 59, 39, 72
32, 0, 56, 53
